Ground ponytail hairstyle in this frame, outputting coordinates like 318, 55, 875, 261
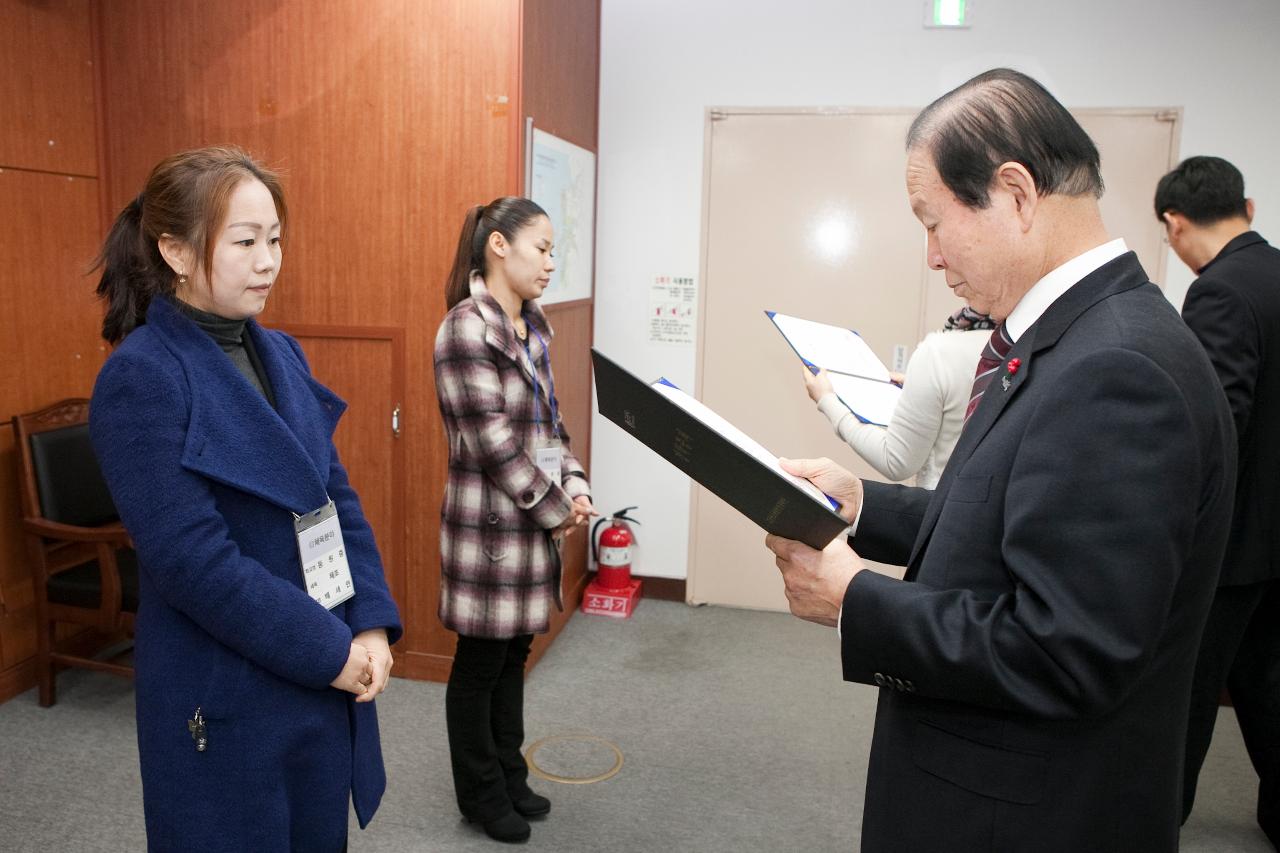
444, 196, 548, 310
93, 145, 288, 343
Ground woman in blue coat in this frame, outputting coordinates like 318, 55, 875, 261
89, 146, 402, 852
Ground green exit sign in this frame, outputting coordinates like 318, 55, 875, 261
926, 0, 970, 28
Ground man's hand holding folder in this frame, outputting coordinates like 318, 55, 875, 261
766, 456, 866, 628
778, 456, 862, 523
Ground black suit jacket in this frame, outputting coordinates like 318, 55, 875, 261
1181, 231, 1280, 587
841, 253, 1236, 853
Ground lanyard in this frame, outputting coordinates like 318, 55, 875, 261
523, 321, 559, 439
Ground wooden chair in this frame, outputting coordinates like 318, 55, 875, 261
14, 398, 136, 706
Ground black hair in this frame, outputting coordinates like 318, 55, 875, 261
445, 197, 549, 310
906, 68, 1104, 209
1154, 156, 1248, 226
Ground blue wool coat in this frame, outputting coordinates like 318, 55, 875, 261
90, 296, 402, 853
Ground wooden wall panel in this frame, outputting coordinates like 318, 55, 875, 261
529, 300, 595, 662
544, 302, 594, 484
0, 0, 603, 701
99, 0, 518, 328
0, 169, 107, 660
0, 171, 107, 410
0, 171, 107, 684
0, 0, 98, 175
273, 327, 408, 651
522, 0, 600, 663
0, 0, 105, 702
522, 0, 601, 150
0, 0, 602, 698
0, 428, 38, 669
98, 0, 521, 682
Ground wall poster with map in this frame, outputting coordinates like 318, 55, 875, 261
526, 125, 596, 305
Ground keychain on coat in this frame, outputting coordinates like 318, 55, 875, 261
188, 707, 208, 752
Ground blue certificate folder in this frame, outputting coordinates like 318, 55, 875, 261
766, 310, 902, 426
591, 348, 849, 550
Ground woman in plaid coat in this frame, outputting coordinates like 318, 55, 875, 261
433, 197, 594, 844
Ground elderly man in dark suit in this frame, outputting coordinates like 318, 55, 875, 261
1158, 155, 1280, 848
766, 69, 1236, 853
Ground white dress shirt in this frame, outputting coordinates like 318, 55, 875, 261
1004, 238, 1129, 342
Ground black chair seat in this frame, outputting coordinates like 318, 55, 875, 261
46, 548, 139, 613
17, 398, 137, 705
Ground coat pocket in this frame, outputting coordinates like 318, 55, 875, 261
481, 495, 509, 561
546, 532, 564, 611
948, 474, 992, 503
195, 646, 249, 721
911, 718, 1046, 804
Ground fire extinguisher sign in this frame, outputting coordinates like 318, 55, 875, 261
600, 546, 631, 566
584, 592, 631, 616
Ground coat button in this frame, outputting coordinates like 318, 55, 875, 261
486, 512, 499, 525
874, 672, 886, 687
521, 490, 535, 504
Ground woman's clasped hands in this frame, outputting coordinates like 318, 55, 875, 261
330, 628, 394, 702
552, 495, 596, 541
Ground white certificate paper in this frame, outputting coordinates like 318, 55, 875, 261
650, 380, 835, 509
769, 311, 891, 381
767, 310, 902, 426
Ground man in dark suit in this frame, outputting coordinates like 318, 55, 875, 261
1158, 155, 1280, 848
765, 69, 1236, 852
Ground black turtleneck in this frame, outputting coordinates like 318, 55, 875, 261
172, 297, 277, 408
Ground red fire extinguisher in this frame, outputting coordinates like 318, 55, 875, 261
592, 507, 640, 590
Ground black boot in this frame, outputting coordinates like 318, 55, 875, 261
512, 791, 551, 818
470, 811, 531, 844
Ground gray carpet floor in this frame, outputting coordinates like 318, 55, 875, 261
0, 599, 1271, 851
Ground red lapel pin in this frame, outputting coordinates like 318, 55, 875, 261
1002, 358, 1022, 391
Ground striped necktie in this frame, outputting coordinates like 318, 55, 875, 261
964, 323, 1014, 423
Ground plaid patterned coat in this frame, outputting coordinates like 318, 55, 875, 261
434, 275, 591, 638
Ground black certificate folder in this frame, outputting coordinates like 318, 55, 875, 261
591, 348, 849, 550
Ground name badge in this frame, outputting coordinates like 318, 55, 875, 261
295, 500, 355, 610
534, 437, 563, 482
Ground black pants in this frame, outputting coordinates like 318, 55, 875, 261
1183, 579, 1280, 848
446, 633, 536, 822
